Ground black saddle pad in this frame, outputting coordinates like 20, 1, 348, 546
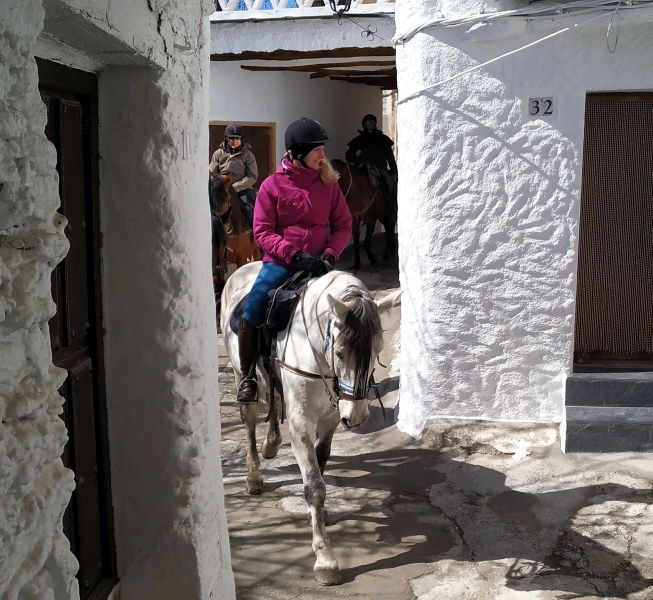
262, 271, 310, 335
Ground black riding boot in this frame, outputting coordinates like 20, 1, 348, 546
237, 317, 259, 404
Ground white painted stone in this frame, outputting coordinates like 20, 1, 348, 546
0, 1, 78, 598
210, 17, 395, 56
3, 0, 236, 597
98, 14, 235, 600
395, 0, 653, 438
210, 62, 384, 164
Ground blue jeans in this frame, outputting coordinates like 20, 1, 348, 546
243, 262, 297, 327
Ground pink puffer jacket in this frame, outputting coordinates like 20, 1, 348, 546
253, 159, 352, 266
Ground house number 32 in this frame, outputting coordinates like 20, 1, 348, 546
529, 97, 554, 117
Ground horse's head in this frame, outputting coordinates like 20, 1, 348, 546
209, 173, 233, 219
324, 286, 386, 430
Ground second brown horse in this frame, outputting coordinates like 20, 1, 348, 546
332, 159, 397, 270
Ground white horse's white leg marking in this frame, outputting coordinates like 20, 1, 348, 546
261, 393, 282, 459
241, 403, 264, 495
288, 411, 341, 586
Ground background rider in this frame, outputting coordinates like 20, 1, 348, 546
210, 123, 258, 226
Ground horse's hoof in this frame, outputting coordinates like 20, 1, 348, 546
261, 440, 279, 459
314, 564, 341, 586
246, 478, 264, 495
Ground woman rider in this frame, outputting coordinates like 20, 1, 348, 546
209, 124, 258, 226
236, 118, 353, 404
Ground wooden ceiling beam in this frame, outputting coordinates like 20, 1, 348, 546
311, 67, 396, 79
211, 47, 395, 62
329, 75, 397, 88
240, 60, 395, 73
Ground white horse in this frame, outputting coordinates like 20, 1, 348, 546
221, 262, 399, 585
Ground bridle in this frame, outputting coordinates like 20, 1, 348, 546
274, 276, 386, 418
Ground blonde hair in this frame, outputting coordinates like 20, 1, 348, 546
286, 152, 340, 186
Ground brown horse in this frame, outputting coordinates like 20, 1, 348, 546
209, 174, 261, 268
332, 159, 397, 270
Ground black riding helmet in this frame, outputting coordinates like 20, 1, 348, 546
225, 124, 244, 138
361, 114, 377, 128
285, 118, 331, 161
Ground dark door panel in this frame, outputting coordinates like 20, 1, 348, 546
575, 94, 653, 372
39, 58, 117, 600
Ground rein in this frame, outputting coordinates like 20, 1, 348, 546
343, 162, 354, 199
273, 276, 385, 418
342, 162, 379, 219
354, 189, 378, 220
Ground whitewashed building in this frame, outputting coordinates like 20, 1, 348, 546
3, 0, 653, 597
1, 1, 235, 599
394, 0, 653, 451
211, 0, 653, 453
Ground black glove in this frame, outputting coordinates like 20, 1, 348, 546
320, 253, 335, 270
293, 252, 327, 276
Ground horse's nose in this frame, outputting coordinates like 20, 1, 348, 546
341, 418, 360, 430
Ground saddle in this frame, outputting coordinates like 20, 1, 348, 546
262, 270, 310, 336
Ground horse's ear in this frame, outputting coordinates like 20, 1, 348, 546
374, 288, 402, 313
326, 293, 350, 322
223, 174, 233, 188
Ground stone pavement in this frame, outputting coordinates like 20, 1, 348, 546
219, 237, 653, 600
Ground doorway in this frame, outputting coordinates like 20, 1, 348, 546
209, 121, 276, 187
37, 58, 117, 599
574, 93, 653, 372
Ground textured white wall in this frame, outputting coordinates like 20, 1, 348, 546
96, 10, 236, 600
2, 0, 236, 598
209, 62, 384, 167
210, 17, 395, 56
0, 1, 78, 598
394, 1, 653, 438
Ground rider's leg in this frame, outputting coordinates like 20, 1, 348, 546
237, 261, 297, 404
236, 317, 259, 404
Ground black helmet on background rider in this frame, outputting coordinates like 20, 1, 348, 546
284, 118, 331, 161
225, 124, 244, 138
361, 114, 377, 129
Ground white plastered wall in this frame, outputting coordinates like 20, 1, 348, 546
2, 0, 236, 598
209, 62, 384, 166
394, 0, 653, 438
0, 2, 76, 597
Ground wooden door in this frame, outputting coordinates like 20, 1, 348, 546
38, 59, 117, 600
209, 122, 275, 189
574, 94, 653, 372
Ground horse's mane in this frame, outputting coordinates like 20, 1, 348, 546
336, 287, 383, 397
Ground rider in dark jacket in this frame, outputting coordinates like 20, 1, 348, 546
345, 114, 397, 181
345, 114, 398, 219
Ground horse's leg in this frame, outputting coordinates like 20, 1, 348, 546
289, 412, 341, 585
382, 212, 397, 262
351, 218, 361, 271
241, 403, 264, 494
363, 217, 377, 266
315, 409, 340, 476
261, 392, 282, 459
314, 409, 340, 526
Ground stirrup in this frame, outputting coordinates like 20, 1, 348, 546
237, 376, 258, 405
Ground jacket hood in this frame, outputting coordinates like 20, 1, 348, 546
278, 157, 322, 187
